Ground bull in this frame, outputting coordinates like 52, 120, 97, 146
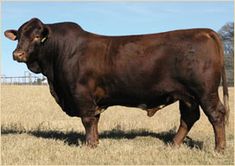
4, 18, 229, 152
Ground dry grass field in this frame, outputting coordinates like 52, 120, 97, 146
1, 85, 234, 165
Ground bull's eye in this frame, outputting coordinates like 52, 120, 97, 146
34, 35, 40, 40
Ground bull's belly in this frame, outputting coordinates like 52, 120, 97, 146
97, 93, 177, 110
94, 93, 178, 117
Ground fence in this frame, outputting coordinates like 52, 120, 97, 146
1, 72, 47, 85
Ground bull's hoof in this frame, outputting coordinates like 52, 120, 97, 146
215, 147, 225, 154
85, 140, 99, 148
172, 142, 181, 148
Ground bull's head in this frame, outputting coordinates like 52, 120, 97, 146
4, 18, 49, 73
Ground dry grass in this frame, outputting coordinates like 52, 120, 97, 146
1, 85, 234, 165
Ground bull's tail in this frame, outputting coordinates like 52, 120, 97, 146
211, 30, 230, 126
222, 64, 230, 125
217, 32, 230, 125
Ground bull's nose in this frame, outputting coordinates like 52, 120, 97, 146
13, 51, 25, 58
13, 50, 27, 62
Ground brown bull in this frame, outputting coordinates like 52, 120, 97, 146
4, 18, 229, 152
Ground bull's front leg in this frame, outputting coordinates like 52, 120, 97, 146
81, 114, 100, 148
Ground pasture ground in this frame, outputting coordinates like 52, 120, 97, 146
1, 85, 234, 165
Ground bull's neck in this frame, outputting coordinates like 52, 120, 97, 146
37, 34, 60, 81
37, 28, 82, 82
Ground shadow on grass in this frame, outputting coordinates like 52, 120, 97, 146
1, 125, 203, 149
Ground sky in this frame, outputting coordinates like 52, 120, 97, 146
1, 1, 234, 77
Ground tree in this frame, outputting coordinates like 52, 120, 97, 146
218, 22, 234, 86
218, 22, 234, 56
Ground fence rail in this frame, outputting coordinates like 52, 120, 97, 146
1, 75, 47, 85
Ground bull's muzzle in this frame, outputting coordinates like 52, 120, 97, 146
13, 50, 27, 62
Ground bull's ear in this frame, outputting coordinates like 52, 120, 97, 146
40, 26, 49, 43
4, 30, 18, 41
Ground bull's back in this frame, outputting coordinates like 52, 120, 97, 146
93, 28, 223, 100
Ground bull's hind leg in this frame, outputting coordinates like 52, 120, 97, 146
81, 114, 100, 148
200, 93, 226, 152
173, 101, 200, 146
